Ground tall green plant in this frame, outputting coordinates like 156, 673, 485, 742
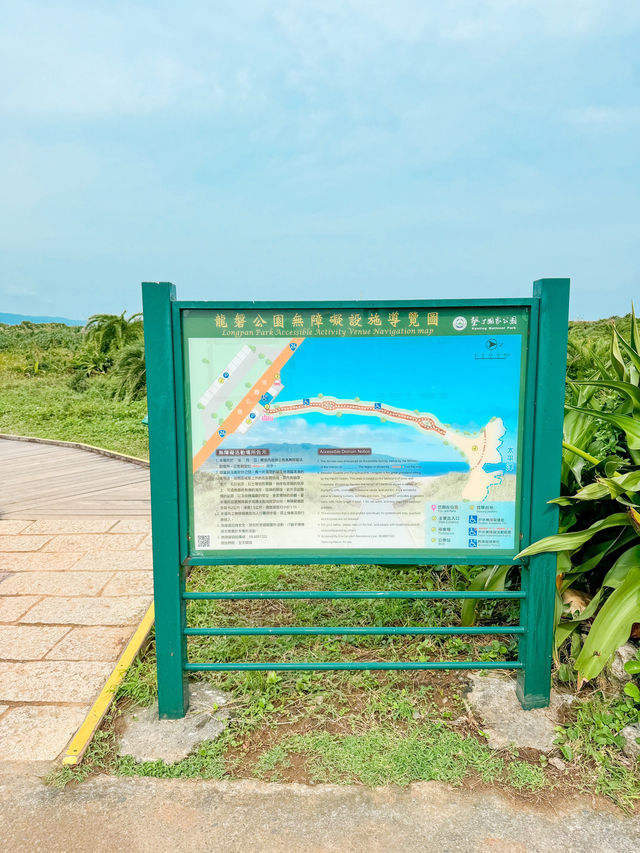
83, 312, 143, 356
517, 308, 640, 683
110, 342, 146, 400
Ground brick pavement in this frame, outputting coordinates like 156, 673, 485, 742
0, 518, 153, 765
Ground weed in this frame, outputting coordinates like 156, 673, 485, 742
266, 724, 506, 787
553, 692, 640, 809
116, 643, 157, 707
254, 745, 292, 778
45, 719, 119, 788
505, 760, 547, 791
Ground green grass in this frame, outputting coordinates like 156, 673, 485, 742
46, 560, 546, 796
117, 736, 231, 780
0, 319, 147, 457
553, 693, 640, 809
252, 725, 507, 786
46, 723, 119, 789
0, 375, 148, 458
504, 760, 547, 792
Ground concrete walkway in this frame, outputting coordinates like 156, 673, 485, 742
0, 438, 152, 768
2, 776, 639, 853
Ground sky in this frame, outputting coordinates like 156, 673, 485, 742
1, 0, 639, 322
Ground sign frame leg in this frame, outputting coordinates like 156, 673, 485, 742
142, 280, 189, 719
517, 278, 570, 709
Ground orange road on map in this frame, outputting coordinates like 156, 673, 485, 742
192, 338, 305, 472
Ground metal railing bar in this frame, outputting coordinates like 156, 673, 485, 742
183, 590, 525, 601
184, 661, 523, 671
184, 625, 523, 637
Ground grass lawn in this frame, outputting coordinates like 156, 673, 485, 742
0, 375, 149, 458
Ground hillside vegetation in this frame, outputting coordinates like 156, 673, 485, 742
0, 315, 147, 458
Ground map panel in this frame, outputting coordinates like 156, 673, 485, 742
182, 306, 528, 556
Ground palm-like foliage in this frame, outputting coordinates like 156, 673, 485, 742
517, 307, 640, 683
71, 344, 112, 376
83, 312, 143, 356
110, 342, 146, 400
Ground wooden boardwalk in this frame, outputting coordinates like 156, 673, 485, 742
0, 438, 150, 518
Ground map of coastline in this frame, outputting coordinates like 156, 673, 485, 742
187, 331, 522, 552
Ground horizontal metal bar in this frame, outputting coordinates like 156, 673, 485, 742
185, 555, 524, 566
184, 661, 523, 672
184, 626, 523, 637
177, 299, 535, 310
183, 590, 525, 600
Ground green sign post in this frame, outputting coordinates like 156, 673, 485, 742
142, 280, 569, 718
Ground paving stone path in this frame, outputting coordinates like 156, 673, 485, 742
0, 437, 152, 767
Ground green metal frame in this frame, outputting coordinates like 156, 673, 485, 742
142, 279, 569, 718
517, 279, 570, 707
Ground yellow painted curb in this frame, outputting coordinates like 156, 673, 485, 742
61, 602, 155, 766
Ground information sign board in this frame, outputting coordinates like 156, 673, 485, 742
181, 305, 529, 561
143, 281, 569, 718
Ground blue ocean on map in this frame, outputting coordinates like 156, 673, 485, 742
206, 334, 522, 477
278, 335, 522, 441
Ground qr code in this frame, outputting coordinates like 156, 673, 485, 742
196, 534, 211, 549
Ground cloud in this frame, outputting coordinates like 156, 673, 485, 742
0, 3, 220, 119
2, 283, 38, 297
1, 282, 53, 307
0, 0, 639, 320
4, 0, 640, 122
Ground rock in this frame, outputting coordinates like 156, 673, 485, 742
621, 724, 640, 761
549, 756, 566, 771
465, 674, 574, 754
118, 683, 231, 764
609, 643, 638, 685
